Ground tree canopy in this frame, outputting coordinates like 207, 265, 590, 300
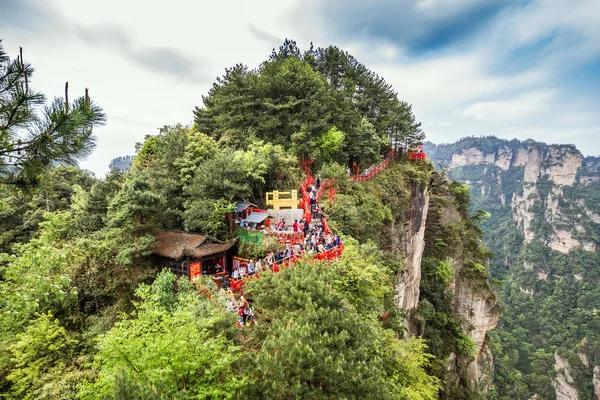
0, 41, 105, 185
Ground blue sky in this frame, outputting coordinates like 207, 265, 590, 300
2, 0, 599, 176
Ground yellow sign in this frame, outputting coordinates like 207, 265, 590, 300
266, 190, 299, 210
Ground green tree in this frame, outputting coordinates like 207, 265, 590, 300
107, 174, 163, 231
0, 41, 105, 184
345, 118, 385, 166
243, 261, 439, 399
7, 312, 79, 400
81, 270, 245, 400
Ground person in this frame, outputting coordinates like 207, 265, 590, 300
226, 290, 237, 312
335, 235, 342, 246
239, 264, 247, 278
265, 251, 274, 268
215, 262, 224, 273
256, 259, 262, 271
276, 219, 284, 231
238, 296, 248, 326
222, 276, 231, 290
293, 219, 299, 233
316, 174, 321, 189
232, 267, 240, 280
284, 243, 293, 259
247, 259, 256, 275
317, 241, 326, 253
275, 249, 283, 263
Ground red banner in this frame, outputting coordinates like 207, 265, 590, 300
190, 262, 201, 279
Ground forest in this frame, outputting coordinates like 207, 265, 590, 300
1, 39, 493, 399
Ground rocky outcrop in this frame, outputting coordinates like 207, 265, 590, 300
546, 148, 582, 186
594, 365, 600, 399
395, 183, 430, 311
495, 146, 513, 171
523, 147, 542, 183
554, 353, 579, 400
451, 148, 495, 168
426, 138, 600, 399
452, 267, 500, 391
512, 184, 538, 243
446, 143, 594, 252
453, 276, 500, 356
467, 343, 495, 392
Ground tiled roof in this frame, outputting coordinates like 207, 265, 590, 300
153, 231, 237, 260
244, 212, 270, 223
234, 201, 257, 212
185, 239, 238, 259
153, 231, 207, 260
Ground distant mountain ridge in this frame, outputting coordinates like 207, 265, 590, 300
426, 136, 600, 400
108, 155, 134, 171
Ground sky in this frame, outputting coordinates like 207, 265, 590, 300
2, 0, 600, 177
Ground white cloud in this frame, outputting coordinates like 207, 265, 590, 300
3, 0, 600, 178
462, 90, 558, 122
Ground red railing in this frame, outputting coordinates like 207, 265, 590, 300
230, 244, 345, 293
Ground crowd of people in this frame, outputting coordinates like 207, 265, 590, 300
221, 177, 346, 326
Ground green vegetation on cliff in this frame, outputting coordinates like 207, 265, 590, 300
428, 136, 600, 400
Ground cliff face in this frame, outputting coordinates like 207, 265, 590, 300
453, 273, 500, 391
411, 172, 500, 398
426, 137, 600, 399
436, 141, 596, 253
395, 183, 430, 312
555, 353, 579, 400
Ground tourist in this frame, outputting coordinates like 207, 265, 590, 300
265, 251, 274, 266
239, 264, 247, 278
335, 235, 342, 246
247, 259, 256, 275
317, 241, 326, 253
215, 262, 224, 273
316, 174, 321, 189
284, 243, 293, 259
226, 290, 237, 313
232, 267, 240, 280
222, 277, 231, 290
239, 296, 249, 325
275, 249, 283, 263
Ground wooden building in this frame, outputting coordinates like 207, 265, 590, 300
152, 231, 238, 279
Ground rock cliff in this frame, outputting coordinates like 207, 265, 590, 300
554, 352, 579, 400
425, 136, 600, 399
415, 171, 500, 397
431, 139, 595, 253
395, 183, 430, 312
